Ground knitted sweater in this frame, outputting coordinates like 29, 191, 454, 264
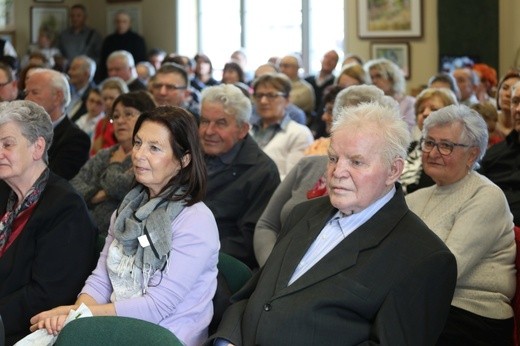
71, 145, 133, 235
406, 171, 515, 319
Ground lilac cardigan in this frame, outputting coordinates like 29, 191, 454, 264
81, 201, 220, 346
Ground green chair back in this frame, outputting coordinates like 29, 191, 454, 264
217, 252, 252, 294
54, 316, 183, 346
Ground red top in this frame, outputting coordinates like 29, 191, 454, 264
91, 118, 116, 156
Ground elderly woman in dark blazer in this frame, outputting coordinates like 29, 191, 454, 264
0, 100, 97, 344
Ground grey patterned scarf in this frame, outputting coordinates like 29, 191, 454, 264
111, 184, 186, 293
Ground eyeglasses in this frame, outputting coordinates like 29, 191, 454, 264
110, 111, 140, 122
151, 83, 187, 91
420, 138, 470, 156
253, 92, 286, 101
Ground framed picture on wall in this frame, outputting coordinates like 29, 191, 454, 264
358, 0, 422, 38
30, 6, 68, 43
371, 42, 410, 79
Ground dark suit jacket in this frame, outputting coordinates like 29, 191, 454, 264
212, 186, 457, 345
0, 172, 98, 345
70, 81, 96, 122
204, 135, 280, 268
48, 116, 91, 180
127, 78, 147, 92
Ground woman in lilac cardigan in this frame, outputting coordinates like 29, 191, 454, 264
31, 106, 220, 346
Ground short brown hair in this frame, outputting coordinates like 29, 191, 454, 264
252, 72, 291, 98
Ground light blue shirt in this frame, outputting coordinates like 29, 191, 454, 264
288, 186, 396, 285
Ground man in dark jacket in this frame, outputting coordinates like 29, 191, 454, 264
25, 68, 90, 180
209, 102, 457, 346
200, 84, 280, 269
96, 10, 146, 82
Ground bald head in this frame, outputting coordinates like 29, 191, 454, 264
279, 55, 301, 80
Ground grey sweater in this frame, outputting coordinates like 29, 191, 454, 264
71, 145, 134, 236
406, 171, 515, 319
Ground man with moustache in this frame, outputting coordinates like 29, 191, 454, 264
480, 80, 520, 225
209, 102, 457, 345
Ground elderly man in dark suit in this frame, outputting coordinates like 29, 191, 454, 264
25, 68, 91, 180
67, 55, 97, 122
210, 102, 457, 345
200, 84, 280, 269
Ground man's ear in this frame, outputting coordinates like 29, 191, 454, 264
238, 122, 250, 139
386, 157, 404, 186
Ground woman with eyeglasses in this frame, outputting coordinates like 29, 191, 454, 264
400, 88, 458, 194
71, 91, 156, 236
250, 73, 313, 180
405, 104, 515, 345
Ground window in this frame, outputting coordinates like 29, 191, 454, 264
177, 0, 344, 77
0, 0, 14, 28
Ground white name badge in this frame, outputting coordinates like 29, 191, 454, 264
138, 235, 150, 248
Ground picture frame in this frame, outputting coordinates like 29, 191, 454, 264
371, 42, 410, 79
0, 0, 15, 29
30, 6, 68, 44
106, 5, 142, 34
358, 0, 422, 38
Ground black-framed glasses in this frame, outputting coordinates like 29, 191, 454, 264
253, 92, 286, 101
420, 138, 470, 156
151, 83, 187, 91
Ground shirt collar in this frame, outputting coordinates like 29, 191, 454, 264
254, 113, 291, 130
52, 114, 67, 128
206, 139, 244, 165
330, 185, 397, 237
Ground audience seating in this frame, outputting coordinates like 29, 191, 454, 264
209, 252, 253, 335
217, 252, 253, 294
53, 316, 183, 346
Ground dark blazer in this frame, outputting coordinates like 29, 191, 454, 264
212, 186, 457, 345
70, 81, 96, 122
96, 30, 147, 82
0, 172, 98, 345
48, 115, 91, 180
127, 78, 147, 92
204, 135, 280, 268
